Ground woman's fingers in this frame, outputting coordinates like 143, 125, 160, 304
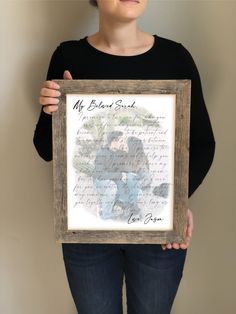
63, 70, 73, 80
43, 105, 59, 114
39, 96, 60, 106
39, 71, 73, 114
40, 87, 61, 97
161, 209, 194, 251
186, 209, 194, 238
43, 80, 60, 89
172, 243, 180, 249
180, 239, 190, 250
39, 81, 60, 113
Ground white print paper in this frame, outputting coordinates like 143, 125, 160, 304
66, 94, 176, 230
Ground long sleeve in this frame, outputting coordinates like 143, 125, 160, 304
179, 45, 215, 197
33, 37, 215, 197
33, 44, 65, 161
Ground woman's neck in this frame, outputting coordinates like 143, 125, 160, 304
98, 19, 140, 49
87, 19, 153, 56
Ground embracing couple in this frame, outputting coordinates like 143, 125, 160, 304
93, 130, 152, 220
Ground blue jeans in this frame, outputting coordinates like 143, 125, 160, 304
126, 173, 140, 205
62, 244, 187, 314
94, 179, 119, 219
95, 178, 141, 219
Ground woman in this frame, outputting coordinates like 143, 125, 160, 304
33, 0, 215, 313
126, 136, 149, 176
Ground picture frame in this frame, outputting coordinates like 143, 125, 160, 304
52, 79, 191, 244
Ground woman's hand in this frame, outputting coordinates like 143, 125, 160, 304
39, 70, 73, 114
161, 209, 194, 250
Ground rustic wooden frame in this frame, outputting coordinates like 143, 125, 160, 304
52, 79, 191, 244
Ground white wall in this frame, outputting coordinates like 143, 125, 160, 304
1, 1, 235, 313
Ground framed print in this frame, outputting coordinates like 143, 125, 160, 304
52, 79, 191, 244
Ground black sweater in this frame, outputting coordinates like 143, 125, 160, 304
33, 34, 215, 197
